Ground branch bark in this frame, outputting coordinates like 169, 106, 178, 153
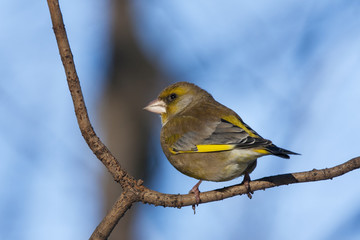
139, 157, 360, 207
46, 1, 360, 239
90, 190, 137, 240
46, 0, 135, 189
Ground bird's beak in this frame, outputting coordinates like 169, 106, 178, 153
144, 99, 166, 114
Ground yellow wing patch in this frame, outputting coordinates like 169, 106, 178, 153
254, 149, 270, 155
196, 144, 235, 152
222, 115, 258, 138
170, 144, 235, 154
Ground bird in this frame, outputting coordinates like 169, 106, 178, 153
144, 81, 298, 205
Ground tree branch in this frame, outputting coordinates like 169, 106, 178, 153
139, 157, 360, 207
46, 0, 135, 189
90, 190, 137, 240
46, 1, 360, 240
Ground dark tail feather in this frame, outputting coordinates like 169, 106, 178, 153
266, 144, 300, 159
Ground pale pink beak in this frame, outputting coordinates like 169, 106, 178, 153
144, 99, 166, 114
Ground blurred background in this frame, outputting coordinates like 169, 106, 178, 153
1, 0, 360, 239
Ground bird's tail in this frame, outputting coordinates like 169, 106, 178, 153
265, 144, 300, 159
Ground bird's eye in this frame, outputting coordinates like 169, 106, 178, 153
168, 93, 177, 101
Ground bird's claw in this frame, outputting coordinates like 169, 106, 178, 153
189, 180, 202, 214
242, 172, 253, 199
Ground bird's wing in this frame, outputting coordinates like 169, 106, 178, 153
170, 115, 271, 154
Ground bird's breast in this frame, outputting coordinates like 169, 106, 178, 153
165, 149, 262, 182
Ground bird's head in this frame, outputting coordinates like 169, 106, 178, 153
144, 82, 211, 125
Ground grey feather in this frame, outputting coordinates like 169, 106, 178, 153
172, 118, 271, 152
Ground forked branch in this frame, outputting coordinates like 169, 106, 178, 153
46, 1, 360, 240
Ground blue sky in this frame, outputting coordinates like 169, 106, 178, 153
1, 1, 360, 240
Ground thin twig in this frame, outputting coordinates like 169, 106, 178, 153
90, 190, 137, 240
46, 0, 135, 189
139, 157, 360, 207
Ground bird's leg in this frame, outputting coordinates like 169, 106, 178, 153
189, 180, 202, 213
189, 180, 202, 204
241, 172, 253, 199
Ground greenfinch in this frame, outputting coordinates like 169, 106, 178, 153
145, 81, 298, 202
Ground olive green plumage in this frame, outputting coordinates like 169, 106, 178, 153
145, 81, 298, 182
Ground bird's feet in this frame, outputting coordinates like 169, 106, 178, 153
189, 180, 202, 214
241, 172, 253, 199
